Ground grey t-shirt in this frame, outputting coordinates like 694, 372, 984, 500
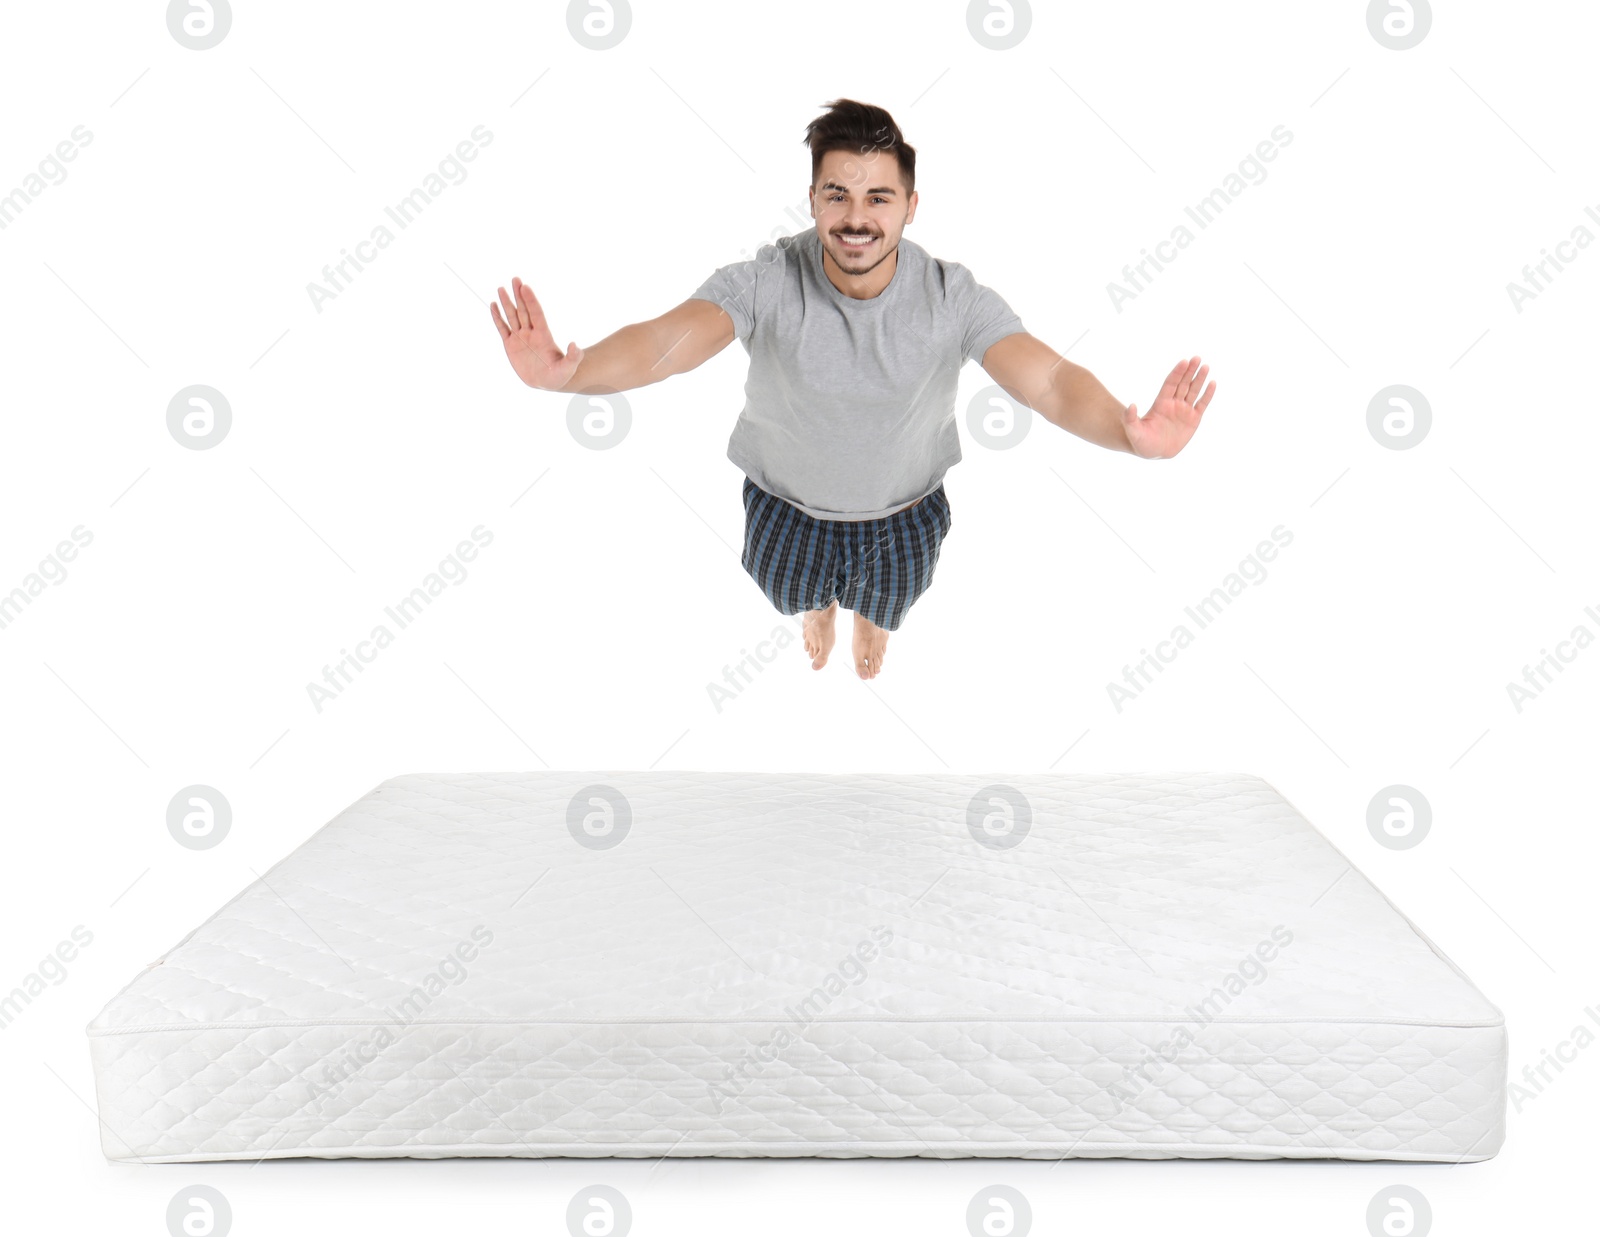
689, 227, 1025, 521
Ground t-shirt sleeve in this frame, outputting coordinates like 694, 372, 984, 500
688, 256, 761, 346
955, 266, 1025, 364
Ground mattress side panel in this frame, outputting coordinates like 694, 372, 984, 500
87, 1018, 1506, 1163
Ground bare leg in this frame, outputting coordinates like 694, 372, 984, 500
801, 599, 840, 670
852, 610, 890, 679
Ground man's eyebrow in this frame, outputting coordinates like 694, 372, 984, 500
820, 181, 897, 195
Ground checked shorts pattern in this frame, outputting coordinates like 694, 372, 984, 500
739, 476, 953, 632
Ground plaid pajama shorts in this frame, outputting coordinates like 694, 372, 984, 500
739, 476, 953, 632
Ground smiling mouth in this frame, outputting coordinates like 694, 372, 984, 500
836, 233, 877, 250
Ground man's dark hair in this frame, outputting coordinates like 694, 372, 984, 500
803, 98, 916, 196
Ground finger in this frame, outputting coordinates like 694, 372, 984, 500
517, 279, 552, 338
510, 276, 531, 333
496, 283, 519, 329
1193, 379, 1217, 415
1158, 358, 1186, 404
489, 300, 510, 340
1174, 355, 1200, 402
1184, 364, 1209, 405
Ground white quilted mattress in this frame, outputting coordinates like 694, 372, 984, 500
87, 771, 1506, 1162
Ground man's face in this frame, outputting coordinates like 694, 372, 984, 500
809, 147, 918, 276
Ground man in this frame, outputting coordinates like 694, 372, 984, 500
491, 99, 1215, 679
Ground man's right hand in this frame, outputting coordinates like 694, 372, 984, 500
490, 276, 584, 390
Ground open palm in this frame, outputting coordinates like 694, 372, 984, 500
1123, 356, 1216, 459
489, 276, 583, 391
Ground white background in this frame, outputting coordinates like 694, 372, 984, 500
1, 0, 1595, 1233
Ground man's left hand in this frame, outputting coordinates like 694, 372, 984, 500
1123, 355, 1216, 459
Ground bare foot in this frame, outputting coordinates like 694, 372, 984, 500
852, 610, 890, 679
801, 600, 839, 670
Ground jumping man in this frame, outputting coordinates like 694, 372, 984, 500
491, 98, 1217, 680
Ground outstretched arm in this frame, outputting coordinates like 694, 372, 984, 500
978, 332, 1216, 459
490, 276, 736, 394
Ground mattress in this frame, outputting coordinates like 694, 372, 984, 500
86, 770, 1506, 1163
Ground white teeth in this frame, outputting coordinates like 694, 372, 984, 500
841, 234, 874, 244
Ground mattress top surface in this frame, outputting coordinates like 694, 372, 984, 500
90, 771, 1502, 1033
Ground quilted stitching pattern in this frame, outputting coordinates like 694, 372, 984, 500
86, 771, 1506, 1162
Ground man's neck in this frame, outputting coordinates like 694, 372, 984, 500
822, 243, 898, 300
